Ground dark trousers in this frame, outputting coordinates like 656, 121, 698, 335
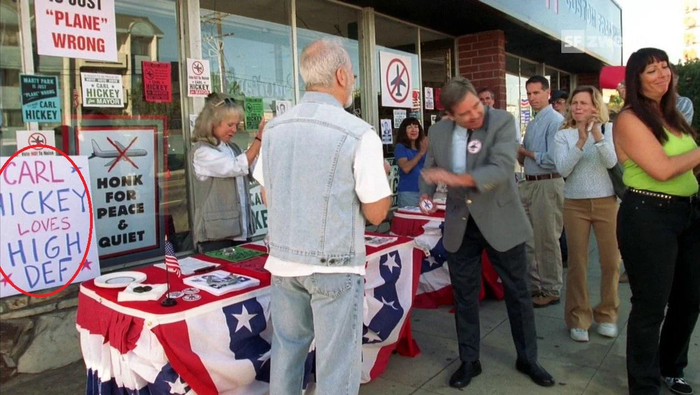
446, 218, 539, 364
618, 192, 700, 395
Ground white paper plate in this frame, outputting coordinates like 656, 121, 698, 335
94, 272, 147, 289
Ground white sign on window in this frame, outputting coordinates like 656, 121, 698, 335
187, 59, 212, 98
425, 87, 435, 110
380, 119, 393, 145
275, 100, 292, 116
380, 51, 412, 109
81, 72, 124, 108
16, 130, 56, 156
34, 0, 117, 62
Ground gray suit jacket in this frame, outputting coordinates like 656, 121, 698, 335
419, 106, 533, 253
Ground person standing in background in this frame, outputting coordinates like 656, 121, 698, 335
394, 117, 428, 207
518, 76, 566, 308
550, 90, 569, 117
477, 88, 496, 107
673, 68, 695, 125
553, 86, 621, 343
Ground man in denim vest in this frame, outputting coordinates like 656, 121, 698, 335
253, 38, 391, 394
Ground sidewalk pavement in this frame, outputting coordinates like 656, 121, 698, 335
3, 235, 698, 395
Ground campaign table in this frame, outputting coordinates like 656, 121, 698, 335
390, 208, 504, 309
77, 235, 423, 394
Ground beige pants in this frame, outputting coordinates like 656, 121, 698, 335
520, 178, 565, 297
563, 196, 621, 329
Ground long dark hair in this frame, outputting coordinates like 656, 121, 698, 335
395, 117, 425, 150
623, 48, 695, 143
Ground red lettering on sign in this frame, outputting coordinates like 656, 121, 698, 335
51, 33, 105, 53
54, 11, 102, 31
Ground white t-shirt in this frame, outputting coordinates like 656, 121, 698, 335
253, 129, 391, 277
193, 142, 251, 241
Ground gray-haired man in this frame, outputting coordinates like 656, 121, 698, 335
253, 39, 391, 394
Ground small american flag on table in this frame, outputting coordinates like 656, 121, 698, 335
164, 240, 181, 278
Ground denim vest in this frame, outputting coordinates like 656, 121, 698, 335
262, 92, 370, 267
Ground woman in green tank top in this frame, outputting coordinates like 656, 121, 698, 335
613, 48, 700, 395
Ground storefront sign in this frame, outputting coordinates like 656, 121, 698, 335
393, 109, 407, 128
20, 75, 61, 123
16, 130, 56, 156
81, 72, 124, 108
425, 87, 435, 110
380, 51, 413, 109
245, 97, 264, 131
0, 156, 101, 298
275, 100, 292, 116
479, 0, 622, 65
380, 119, 393, 145
34, 0, 117, 62
76, 129, 158, 259
187, 58, 211, 97
249, 184, 268, 238
142, 61, 172, 103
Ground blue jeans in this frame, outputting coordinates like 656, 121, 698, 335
270, 273, 364, 395
397, 191, 420, 207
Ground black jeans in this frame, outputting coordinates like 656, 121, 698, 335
617, 192, 700, 395
446, 218, 538, 364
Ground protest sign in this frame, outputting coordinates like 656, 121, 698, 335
76, 128, 158, 259
245, 97, 264, 131
0, 155, 100, 298
186, 58, 211, 97
143, 61, 172, 103
34, 0, 117, 62
16, 130, 56, 156
380, 119, 393, 145
20, 75, 61, 123
249, 184, 268, 237
81, 72, 124, 108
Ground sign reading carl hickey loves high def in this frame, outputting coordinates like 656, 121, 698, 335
81, 72, 124, 108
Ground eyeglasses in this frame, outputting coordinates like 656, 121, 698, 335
214, 97, 237, 107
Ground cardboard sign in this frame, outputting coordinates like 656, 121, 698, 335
0, 156, 101, 298
380, 51, 412, 109
81, 72, 124, 108
20, 75, 61, 123
380, 119, 393, 145
34, 0, 117, 62
142, 61, 172, 103
186, 58, 211, 97
245, 97, 264, 131
76, 129, 158, 259
425, 87, 435, 110
393, 109, 407, 128
16, 130, 56, 156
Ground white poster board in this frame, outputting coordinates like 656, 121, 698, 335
16, 130, 56, 156
0, 156, 100, 297
187, 58, 212, 98
77, 129, 158, 259
425, 87, 435, 110
393, 109, 407, 128
380, 51, 412, 109
81, 73, 124, 108
34, 0, 117, 62
249, 184, 268, 238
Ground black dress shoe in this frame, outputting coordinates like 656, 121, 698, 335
515, 360, 555, 387
449, 360, 482, 388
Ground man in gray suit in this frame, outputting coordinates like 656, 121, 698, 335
419, 77, 554, 389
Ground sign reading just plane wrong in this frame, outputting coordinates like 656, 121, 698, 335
380, 51, 413, 109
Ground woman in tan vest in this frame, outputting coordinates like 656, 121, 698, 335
191, 93, 265, 253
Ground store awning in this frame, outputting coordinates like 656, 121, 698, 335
600, 66, 626, 89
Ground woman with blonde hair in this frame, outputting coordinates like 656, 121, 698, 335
553, 85, 621, 343
192, 92, 265, 253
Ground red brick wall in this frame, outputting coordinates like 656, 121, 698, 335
457, 30, 507, 110
576, 72, 600, 89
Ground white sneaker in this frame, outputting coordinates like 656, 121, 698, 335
570, 328, 589, 342
663, 377, 694, 395
597, 323, 618, 338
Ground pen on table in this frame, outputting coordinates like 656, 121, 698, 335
192, 265, 217, 274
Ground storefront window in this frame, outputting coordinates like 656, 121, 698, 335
0, 0, 22, 156
420, 29, 453, 130
25, 0, 189, 267
295, 0, 362, 118
200, 0, 294, 152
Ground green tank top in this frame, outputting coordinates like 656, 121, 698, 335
622, 130, 699, 196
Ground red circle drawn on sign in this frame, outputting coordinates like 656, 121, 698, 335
385, 58, 410, 104
191, 61, 205, 76
28, 133, 47, 150
0, 144, 94, 298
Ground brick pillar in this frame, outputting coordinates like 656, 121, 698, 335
457, 30, 507, 110
576, 72, 600, 89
